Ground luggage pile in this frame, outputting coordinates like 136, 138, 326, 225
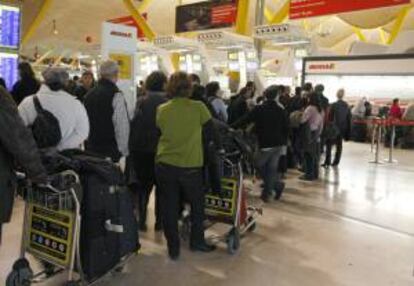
6, 151, 140, 286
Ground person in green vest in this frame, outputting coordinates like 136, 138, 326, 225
155, 72, 218, 260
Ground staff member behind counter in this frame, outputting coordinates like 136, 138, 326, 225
155, 72, 219, 260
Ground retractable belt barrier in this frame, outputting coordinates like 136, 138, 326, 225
352, 118, 414, 164
353, 118, 414, 127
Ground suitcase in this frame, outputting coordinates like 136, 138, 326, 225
115, 188, 140, 257
80, 172, 120, 281
58, 152, 139, 281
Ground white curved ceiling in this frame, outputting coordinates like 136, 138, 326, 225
20, 0, 414, 57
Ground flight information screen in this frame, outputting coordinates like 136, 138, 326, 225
0, 52, 18, 89
0, 4, 21, 49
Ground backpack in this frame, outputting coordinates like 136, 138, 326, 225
32, 96, 62, 149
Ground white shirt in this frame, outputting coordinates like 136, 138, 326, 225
19, 85, 90, 151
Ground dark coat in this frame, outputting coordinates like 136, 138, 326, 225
84, 79, 120, 161
11, 77, 41, 105
227, 95, 248, 125
232, 100, 289, 149
129, 91, 167, 153
330, 100, 351, 139
0, 87, 46, 224
73, 85, 89, 102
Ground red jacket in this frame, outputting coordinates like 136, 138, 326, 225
389, 104, 403, 119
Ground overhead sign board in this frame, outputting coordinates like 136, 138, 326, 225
101, 22, 138, 116
176, 0, 237, 33
108, 14, 148, 38
304, 56, 414, 75
290, 0, 410, 20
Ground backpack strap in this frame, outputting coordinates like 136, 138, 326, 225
33, 96, 43, 113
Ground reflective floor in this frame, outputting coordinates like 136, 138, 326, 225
1, 142, 414, 286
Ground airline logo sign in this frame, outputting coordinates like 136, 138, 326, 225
308, 63, 335, 71
290, 0, 410, 20
108, 14, 148, 38
110, 30, 133, 38
305, 58, 414, 75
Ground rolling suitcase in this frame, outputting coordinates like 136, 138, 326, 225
67, 153, 139, 281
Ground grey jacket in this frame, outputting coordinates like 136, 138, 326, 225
0, 87, 46, 224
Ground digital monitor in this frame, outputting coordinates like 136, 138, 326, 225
0, 52, 18, 89
0, 4, 21, 49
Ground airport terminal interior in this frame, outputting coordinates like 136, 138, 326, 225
1, 0, 414, 285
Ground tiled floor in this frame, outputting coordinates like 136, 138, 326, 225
1, 142, 414, 286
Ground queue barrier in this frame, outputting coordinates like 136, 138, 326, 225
352, 118, 414, 164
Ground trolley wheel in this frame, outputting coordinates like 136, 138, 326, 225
227, 228, 240, 255
6, 258, 33, 286
180, 215, 191, 242
42, 261, 56, 278
247, 217, 256, 232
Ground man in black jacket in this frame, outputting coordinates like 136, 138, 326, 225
0, 86, 47, 244
84, 60, 130, 162
129, 71, 167, 232
233, 85, 289, 202
323, 88, 351, 167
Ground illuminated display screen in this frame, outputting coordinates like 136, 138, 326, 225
0, 4, 21, 49
0, 52, 18, 89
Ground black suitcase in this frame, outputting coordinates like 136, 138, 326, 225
65, 152, 139, 281
40, 151, 139, 281
115, 188, 140, 257
80, 172, 120, 281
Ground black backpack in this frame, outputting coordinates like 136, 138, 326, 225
32, 96, 62, 148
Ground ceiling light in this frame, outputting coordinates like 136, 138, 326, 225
271, 40, 310, 47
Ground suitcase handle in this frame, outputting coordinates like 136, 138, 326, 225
104, 220, 124, 233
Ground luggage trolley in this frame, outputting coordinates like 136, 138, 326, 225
181, 150, 263, 255
6, 170, 82, 286
7, 170, 137, 286
206, 151, 263, 254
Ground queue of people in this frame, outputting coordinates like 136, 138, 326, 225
0, 60, 357, 262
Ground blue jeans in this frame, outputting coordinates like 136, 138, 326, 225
304, 142, 321, 180
256, 146, 284, 198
